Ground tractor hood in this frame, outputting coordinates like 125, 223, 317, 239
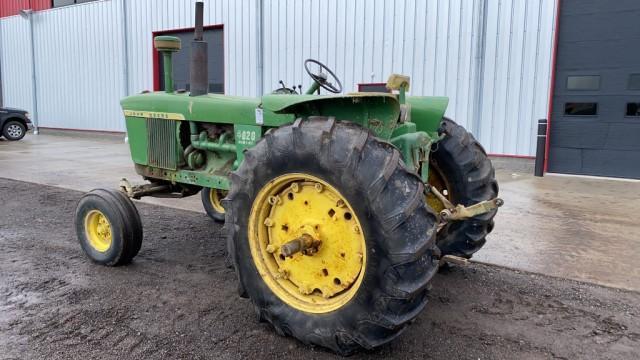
121, 91, 448, 140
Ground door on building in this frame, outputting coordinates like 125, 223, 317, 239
156, 27, 224, 93
548, 0, 640, 179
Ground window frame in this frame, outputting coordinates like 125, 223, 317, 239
628, 74, 640, 91
563, 102, 599, 117
565, 75, 600, 91
624, 102, 640, 118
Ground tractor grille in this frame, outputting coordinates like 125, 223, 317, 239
146, 118, 177, 170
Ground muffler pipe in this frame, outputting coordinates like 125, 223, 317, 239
190, 1, 208, 97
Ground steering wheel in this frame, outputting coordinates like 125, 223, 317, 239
304, 59, 343, 94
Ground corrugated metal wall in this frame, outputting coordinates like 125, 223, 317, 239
0, 16, 33, 112
477, 0, 557, 155
0, 0, 557, 155
33, 0, 126, 131
262, 0, 482, 132
263, 0, 557, 156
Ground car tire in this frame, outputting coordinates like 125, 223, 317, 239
2, 120, 27, 141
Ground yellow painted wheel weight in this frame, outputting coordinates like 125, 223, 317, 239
249, 174, 366, 313
84, 210, 113, 252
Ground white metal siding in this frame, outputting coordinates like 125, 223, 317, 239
33, 0, 126, 131
0, 16, 33, 112
0, 0, 557, 155
263, 0, 482, 131
477, 0, 557, 156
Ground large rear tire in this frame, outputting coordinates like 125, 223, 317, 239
429, 118, 499, 258
226, 118, 439, 355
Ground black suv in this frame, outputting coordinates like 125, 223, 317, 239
0, 107, 32, 141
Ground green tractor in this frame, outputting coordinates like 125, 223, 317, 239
74, 1, 501, 355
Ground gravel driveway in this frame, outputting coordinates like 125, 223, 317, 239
1, 178, 638, 359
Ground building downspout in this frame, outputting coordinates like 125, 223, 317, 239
27, 10, 39, 134
471, 0, 488, 138
256, 0, 264, 96
120, 0, 129, 98
121, 0, 130, 142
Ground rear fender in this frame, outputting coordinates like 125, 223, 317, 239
406, 96, 449, 138
261, 93, 401, 139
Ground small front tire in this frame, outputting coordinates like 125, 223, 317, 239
201, 187, 227, 222
75, 189, 143, 266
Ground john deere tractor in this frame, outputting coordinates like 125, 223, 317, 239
74, 1, 501, 355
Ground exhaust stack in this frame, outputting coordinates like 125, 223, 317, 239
190, 1, 208, 97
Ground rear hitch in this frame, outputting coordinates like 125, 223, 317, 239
439, 254, 469, 267
427, 184, 504, 222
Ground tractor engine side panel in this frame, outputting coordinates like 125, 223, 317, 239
125, 116, 149, 166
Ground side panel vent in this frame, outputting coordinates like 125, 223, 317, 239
146, 118, 177, 170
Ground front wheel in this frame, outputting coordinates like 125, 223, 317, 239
75, 189, 143, 266
226, 118, 439, 355
2, 120, 26, 141
201, 187, 227, 222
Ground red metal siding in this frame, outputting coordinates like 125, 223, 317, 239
0, 0, 51, 18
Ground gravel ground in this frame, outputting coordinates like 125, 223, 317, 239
1, 178, 638, 359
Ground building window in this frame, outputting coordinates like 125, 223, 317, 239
564, 102, 598, 116
626, 103, 640, 117
628, 74, 640, 90
53, 0, 97, 8
358, 83, 390, 93
566, 75, 600, 90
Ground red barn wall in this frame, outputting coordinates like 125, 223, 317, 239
0, 0, 51, 18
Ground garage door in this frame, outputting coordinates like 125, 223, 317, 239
548, 0, 640, 179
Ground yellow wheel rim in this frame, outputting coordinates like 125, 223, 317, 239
84, 210, 113, 252
426, 162, 451, 213
248, 173, 366, 313
209, 188, 227, 214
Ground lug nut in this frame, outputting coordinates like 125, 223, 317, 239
264, 218, 274, 227
314, 183, 323, 193
336, 199, 345, 208
290, 183, 299, 193
266, 244, 277, 253
268, 196, 280, 206
353, 225, 360, 234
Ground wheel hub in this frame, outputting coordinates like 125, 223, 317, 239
7, 124, 23, 138
209, 189, 227, 213
426, 162, 451, 213
84, 210, 112, 252
249, 174, 366, 313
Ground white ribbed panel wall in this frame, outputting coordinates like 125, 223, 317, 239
0, 16, 33, 113
477, 0, 557, 156
33, 0, 126, 131
263, 0, 481, 131
0, 0, 557, 154
263, 0, 557, 156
